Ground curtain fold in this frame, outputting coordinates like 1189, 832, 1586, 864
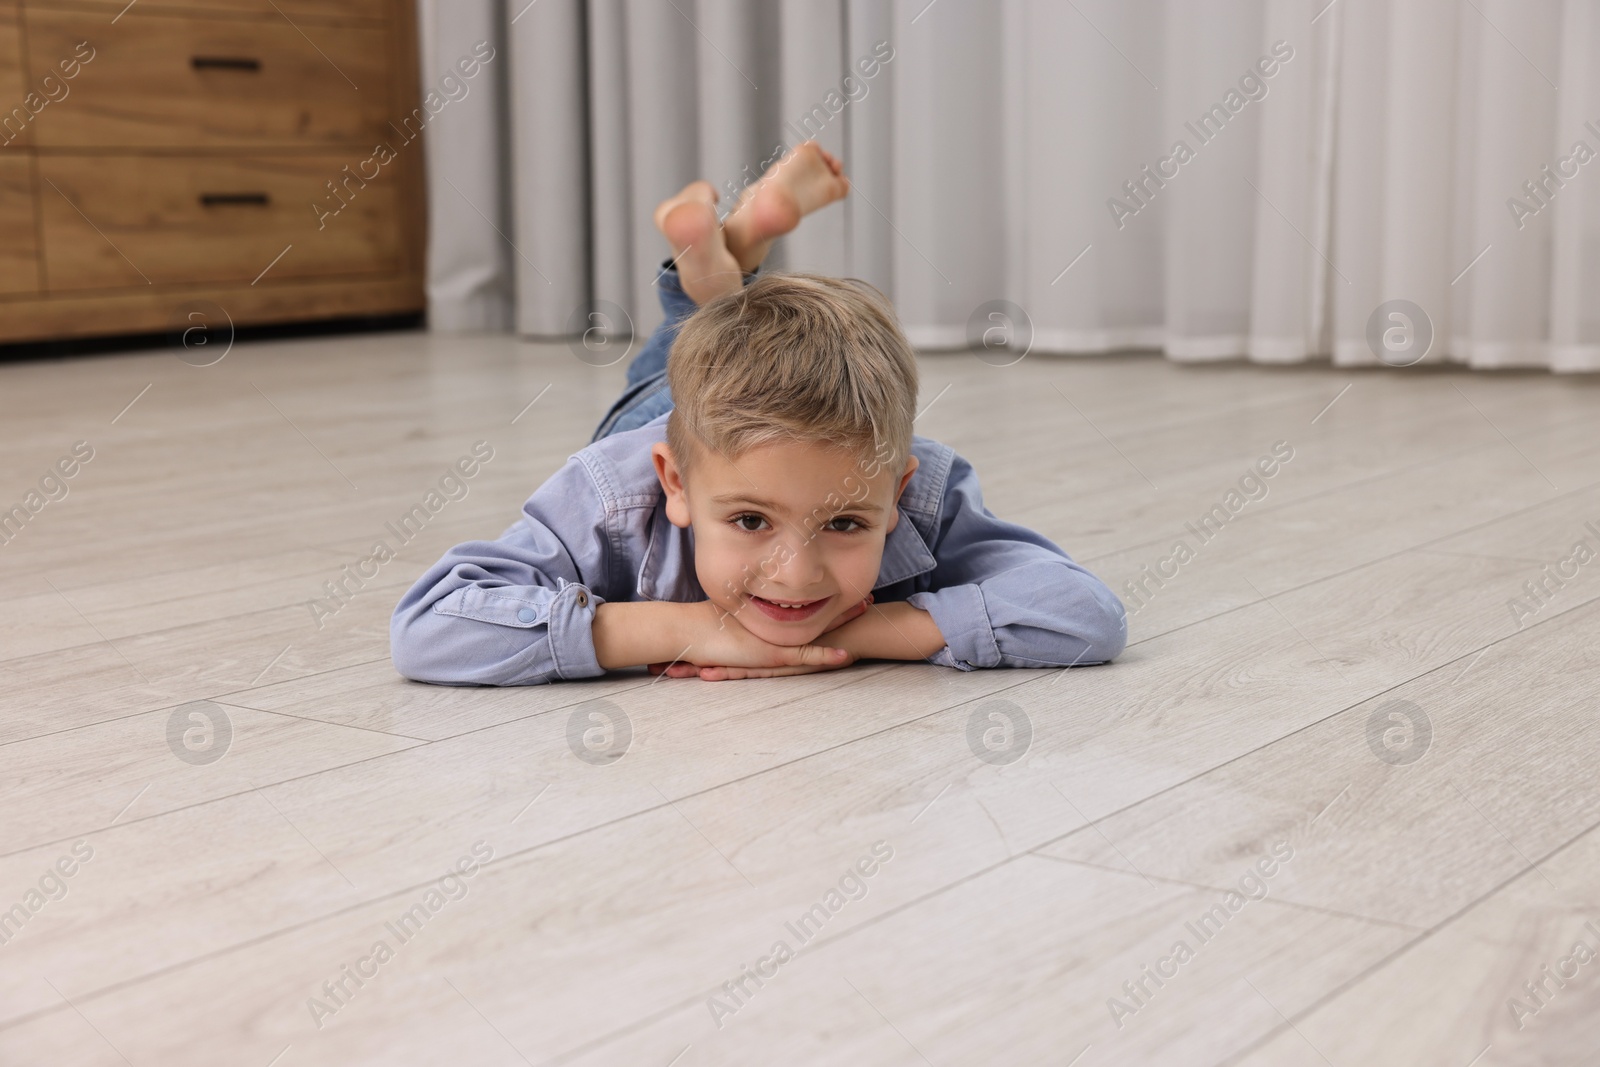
414, 0, 512, 332
506, 0, 589, 335
415, 0, 1600, 372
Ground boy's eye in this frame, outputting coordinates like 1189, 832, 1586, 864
729, 513, 868, 534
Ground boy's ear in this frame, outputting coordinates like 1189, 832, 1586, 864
885, 454, 919, 533
651, 442, 693, 528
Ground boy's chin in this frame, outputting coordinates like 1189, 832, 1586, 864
749, 620, 824, 647
749, 613, 831, 647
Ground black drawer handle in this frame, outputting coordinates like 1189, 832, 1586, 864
191, 56, 261, 71
200, 193, 271, 207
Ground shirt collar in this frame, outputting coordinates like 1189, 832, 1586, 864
636, 501, 938, 602
636, 498, 705, 602
871, 507, 939, 588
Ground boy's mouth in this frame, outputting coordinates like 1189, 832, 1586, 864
749, 594, 830, 622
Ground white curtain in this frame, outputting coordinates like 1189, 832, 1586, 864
415, 0, 1600, 373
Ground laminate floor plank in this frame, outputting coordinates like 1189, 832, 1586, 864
0, 777, 1410, 1067
2, 331, 1596, 1065
0, 576, 410, 743
1004, 392, 1597, 564
546, 854, 1414, 1067
0, 699, 422, 858
1035, 598, 1600, 931
1228, 819, 1600, 1067
0, 598, 1359, 1052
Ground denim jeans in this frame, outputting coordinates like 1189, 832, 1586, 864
589, 258, 759, 443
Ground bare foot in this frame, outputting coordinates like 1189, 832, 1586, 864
653, 180, 745, 305
722, 141, 851, 273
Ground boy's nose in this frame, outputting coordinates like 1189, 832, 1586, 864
772, 536, 827, 589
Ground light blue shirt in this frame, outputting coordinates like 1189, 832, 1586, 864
391, 414, 1127, 685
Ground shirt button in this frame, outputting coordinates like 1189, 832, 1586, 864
517, 608, 536, 623
576, 590, 589, 607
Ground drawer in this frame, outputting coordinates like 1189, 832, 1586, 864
39, 154, 405, 290
25, 7, 392, 147
0, 154, 39, 293
40, 1, 388, 21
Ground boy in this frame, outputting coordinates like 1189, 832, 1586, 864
391, 142, 1126, 684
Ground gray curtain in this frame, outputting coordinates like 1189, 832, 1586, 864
416, 0, 1600, 372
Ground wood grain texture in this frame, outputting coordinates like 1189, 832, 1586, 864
1231, 822, 1600, 1067
54, 0, 388, 21
24, 7, 390, 148
0, 335, 1597, 1064
0, 2, 36, 294
0, 0, 424, 342
38, 153, 404, 289
0, 154, 38, 292
0, 2, 24, 134
0, 274, 421, 341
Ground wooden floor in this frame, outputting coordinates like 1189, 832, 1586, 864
2, 328, 1598, 1066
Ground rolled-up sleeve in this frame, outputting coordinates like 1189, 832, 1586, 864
904, 453, 1127, 670
390, 457, 611, 686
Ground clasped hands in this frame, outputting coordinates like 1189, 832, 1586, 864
647, 593, 873, 682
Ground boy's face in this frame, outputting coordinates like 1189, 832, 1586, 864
651, 435, 918, 647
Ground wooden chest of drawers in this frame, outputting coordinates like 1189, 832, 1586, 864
0, 0, 424, 344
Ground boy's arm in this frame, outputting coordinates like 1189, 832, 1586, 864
878, 449, 1128, 671
390, 456, 615, 686
591, 600, 703, 669
822, 600, 949, 662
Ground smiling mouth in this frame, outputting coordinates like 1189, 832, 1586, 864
749, 594, 830, 621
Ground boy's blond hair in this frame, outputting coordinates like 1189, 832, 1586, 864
664, 271, 919, 481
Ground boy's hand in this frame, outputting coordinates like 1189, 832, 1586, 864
818, 592, 873, 634
649, 595, 872, 681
